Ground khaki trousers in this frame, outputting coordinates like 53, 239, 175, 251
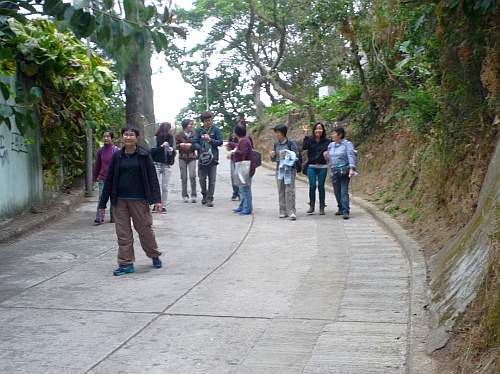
113, 199, 161, 265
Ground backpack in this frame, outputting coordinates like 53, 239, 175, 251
198, 141, 213, 167
251, 150, 262, 168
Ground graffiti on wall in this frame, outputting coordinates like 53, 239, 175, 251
11, 131, 28, 154
0, 131, 29, 167
0, 134, 7, 166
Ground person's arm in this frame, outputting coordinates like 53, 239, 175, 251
98, 153, 116, 209
93, 148, 102, 182
290, 140, 299, 157
346, 141, 356, 169
146, 154, 162, 204
211, 127, 224, 147
302, 136, 311, 151
270, 143, 277, 162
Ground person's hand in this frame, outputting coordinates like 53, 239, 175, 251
161, 141, 169, 148
270, 150, 276, 158
349, 168, 355, 178
323, 151, 329, 160
98, 208, 105, 223
202, 134, 210, 141
154, 203, 162, 212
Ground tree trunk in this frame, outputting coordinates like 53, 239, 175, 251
141, 47, 155, 125
125, 54, 146, 144
253, 76, 266, 122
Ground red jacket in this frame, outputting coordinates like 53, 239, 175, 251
233, 136, 256, 177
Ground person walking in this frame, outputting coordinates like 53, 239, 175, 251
93, 130, 120, 225
302, 122, 330, 215
228, 125, 255, 215
270, 124, 299, 221
153, 122, 175, 213
324, 126, 357, 219
98, 126, 163, 276
192, 111, 223, 207
226, 114, 248, 201
176, 118, 197, 203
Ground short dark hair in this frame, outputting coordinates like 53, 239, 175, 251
103, 130, 113, 139
273, 124, 287, 136
121, 125, 140, 137
234, 125, 246, 138
332, 126, 345, 139
200, 111, 212, 121
181, 118, 192, 129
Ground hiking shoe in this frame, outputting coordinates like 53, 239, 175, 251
183, 196, 189, 203
191, 198, 197, 203
113, 264, 135, 276
233, 207, 243, 213
343, 213, 350, 220
289, 213, 297, 221
152, 257, 162, 269
335, 211, 342, 216
207, 200, 214, 207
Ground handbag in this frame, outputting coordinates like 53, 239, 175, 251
333, 164, 350, 177
235, 160, 251, 186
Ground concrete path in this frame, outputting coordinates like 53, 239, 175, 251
0, 153, 417, 373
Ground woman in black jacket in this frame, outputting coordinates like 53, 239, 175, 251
99, 126, 163, 276
153, 122, 175, 213
302, 122, 330, 215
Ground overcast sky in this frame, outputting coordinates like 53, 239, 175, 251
151, 0, 198, 125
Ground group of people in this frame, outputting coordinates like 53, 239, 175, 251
92, 111, 357, 276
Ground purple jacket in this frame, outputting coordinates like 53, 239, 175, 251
233, 136, 256, 177
93, 144, 120, 181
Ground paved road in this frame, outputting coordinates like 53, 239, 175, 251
0, 153, 413, 373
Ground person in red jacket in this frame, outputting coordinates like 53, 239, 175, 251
93, 131, 119, 225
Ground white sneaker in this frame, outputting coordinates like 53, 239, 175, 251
289, 213, 297, 221
279, 213, 287, 218
183, 197, 189, 203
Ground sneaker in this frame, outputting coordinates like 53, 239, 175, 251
319, 207, 325, 216
343, 213, 350, 220
161, 207, 167, 214
207, 200, 214, 207
279, 213, 287, 218
94, 219, 102, 226
335, 211, 342, 216
183, 196, 189, 203
231, 195, 238, 201
191, 198, 197, 203
307, 205, 315, 215
233, 207, 243, 213
113, 264, 135, 276
152, 257, 162, 269
201, 197, 207, 205
239, 210, 252, 215
289, 213, 297, 221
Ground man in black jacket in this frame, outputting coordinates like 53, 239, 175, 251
99, 126, 163, 276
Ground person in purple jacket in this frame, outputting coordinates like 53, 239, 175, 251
93, 131, 120, 225
228, 125, 255, 215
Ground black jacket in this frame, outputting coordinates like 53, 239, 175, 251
98, 146, 161, 208
303, 136, 329, 165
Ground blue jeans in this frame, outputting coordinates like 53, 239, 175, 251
238, 178, 253, 213
230, 160, 240, 198
95, 180, 112, 221
332, 173, 350, 214
307, 167, 327, 206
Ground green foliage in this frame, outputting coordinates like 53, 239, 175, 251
393, 86, 439, 134
0, 18, 123, 188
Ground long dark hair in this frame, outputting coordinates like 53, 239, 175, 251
313, 122, 327, 141
155, 122, 174, 145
